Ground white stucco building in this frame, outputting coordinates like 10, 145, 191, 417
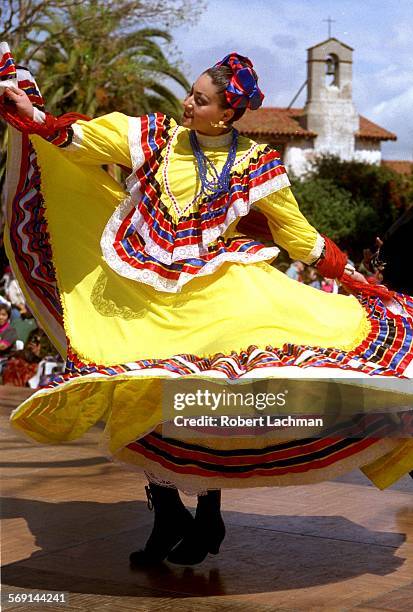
236, 37, 397, 176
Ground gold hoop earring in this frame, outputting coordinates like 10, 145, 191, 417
210, 119, 229, 129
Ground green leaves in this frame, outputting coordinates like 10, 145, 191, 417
292, 178, 369, 242
2, 0, 195, 119
291, 155, 413, 258
0, 0, 202, 196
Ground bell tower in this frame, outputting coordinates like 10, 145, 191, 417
304, 37, 359, 158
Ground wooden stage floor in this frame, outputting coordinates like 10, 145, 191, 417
1, 387, 412, 611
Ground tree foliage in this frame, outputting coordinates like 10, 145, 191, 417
291, 177, 373, 244
1, 0, 203, 46
0, 0, 204, 202
1, 0, 201, 117
292, 155, 413, 259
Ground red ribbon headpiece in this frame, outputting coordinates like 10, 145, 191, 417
214, 53, 264, 110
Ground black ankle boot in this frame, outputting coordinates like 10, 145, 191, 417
129, 483, 194, 567
167, 489, 225, 565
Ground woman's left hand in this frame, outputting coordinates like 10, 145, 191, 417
346, 270, 368, 284
3, 86, 34, 119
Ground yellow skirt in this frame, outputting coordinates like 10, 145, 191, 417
6, 132, 413, 493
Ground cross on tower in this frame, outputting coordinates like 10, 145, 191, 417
323, 16, 336, 38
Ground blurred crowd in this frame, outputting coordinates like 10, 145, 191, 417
0, 266, 64, 388
283, 249, 382, 294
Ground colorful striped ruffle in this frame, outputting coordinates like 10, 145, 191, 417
0, 49, 69, 353
124, 415, 411, 486
8, 137, 63, 326
2, 55, 65, 349
0, 43, 17, 81
101, 113, 290, 292
40, 292, 412, 386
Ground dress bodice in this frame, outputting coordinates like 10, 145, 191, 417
100, 113, 289, 292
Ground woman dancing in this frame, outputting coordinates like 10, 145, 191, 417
1, 43, 412, 566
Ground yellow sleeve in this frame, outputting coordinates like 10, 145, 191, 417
38, 111, 132, 167
254, 187, 324, 263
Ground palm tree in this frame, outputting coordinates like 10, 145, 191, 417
0, 0, 192, 186
29, 4, 190, 118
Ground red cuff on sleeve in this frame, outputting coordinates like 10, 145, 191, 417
315, 236, 347, 278
0, 103, 90, 136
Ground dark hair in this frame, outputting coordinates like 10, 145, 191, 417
204, 62, 259, 123
27, 328, 42, 345
0, 303, 11, 318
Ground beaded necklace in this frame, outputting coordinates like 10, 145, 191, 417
189, 128, 238, 204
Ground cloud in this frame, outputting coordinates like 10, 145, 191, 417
370, 86, 413, 159
372, 86, 413, 120
271, 34, 298, 50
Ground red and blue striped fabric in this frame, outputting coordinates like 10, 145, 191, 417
110, 113, 286, 288
1, 47, 64, 334
42, 292, 413, 386
0, 46, 17, 81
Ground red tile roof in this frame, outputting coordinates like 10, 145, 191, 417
381, 160, 413, 175
235, 107, 397, 141
235, 108, 315, 138
357, 116, 397, 141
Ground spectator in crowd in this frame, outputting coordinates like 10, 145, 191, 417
305, 267, 322, 290
358, 248, 376, 278
11, 305, 38, 344
1, 266, 25, 321
321, 278, 338, 293
2, 328, 43, 387
0, 304, 17, 357
286, 260, 304, 282
0, 304, 18, 375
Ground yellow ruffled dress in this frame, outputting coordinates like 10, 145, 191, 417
5, 110, 413, 493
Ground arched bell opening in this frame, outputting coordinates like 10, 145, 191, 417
325, 53, 339, 87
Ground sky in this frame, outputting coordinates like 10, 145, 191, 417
169, 0, 413, 160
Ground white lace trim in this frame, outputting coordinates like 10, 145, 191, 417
100, 117, 146, 265
301, 233, 325, 265
127, 116, 144, 171
145, 471, 208, 496
249, 173, 291, 204
102, 163, 290, 266
101, 195, 135, 268
101, 243, 279, 293
100, 118, 286, 288
68, 122, 83, 150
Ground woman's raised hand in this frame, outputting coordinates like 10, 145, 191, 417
3, 86, 34, 120
348, 270, 369, 284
